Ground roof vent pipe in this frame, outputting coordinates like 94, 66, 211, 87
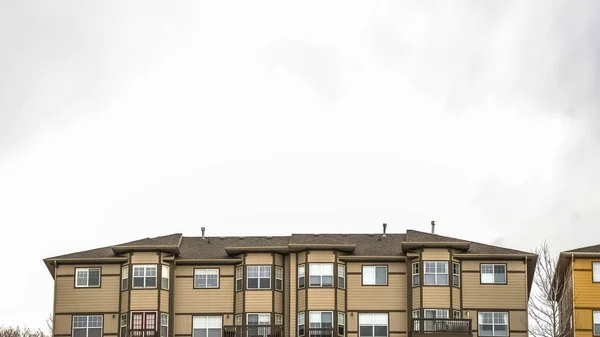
382, 223, 387, 237
201, 227, 206, 239
431, 221, 435, 234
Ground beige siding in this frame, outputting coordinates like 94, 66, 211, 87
298, 252, 306, 264
245, 291, 273, 312
104, 314, 119, 334
161, 289, 169, 312
307, 250, 335, 262
275, 254, 284, 266
422, 287, 450, 308
307, 288, 335, 310
130, 290, 158, 310
57, 264, 121, 276
175, 277, 234, 313
275, 291, 283, 313
412, 287, 420, 309
54, 314, 72, 335
298, 289, 306, 311
56, 276, 119, 313
389, 262, 407, 273
510, 311, 528, 331
422, 249, 449, 260
452, 287, 461, 310
348, 310, 358, 331
389, 312, 407, 332
347, 262, 406, 274
462, 260, 525, 272
390, 334, 406, 337
290, 253, 297, 337
121, 291, 129, 312
337, 289, 345, 311
224, 315, 233, 326
174, 265, 234, 276
175, 315, 192, 335
236, 292, 243, 313
347, 262, 362, 273
175, 265, 195, 276
131, 252, 159, 264
245, 253, 273, 265
347, 274, 405, 310
462, 273, 527, 308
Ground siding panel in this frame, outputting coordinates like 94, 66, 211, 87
57, 264, 121, 276
131, 252, 159, 264
389, 312, 407, 332
104, 314, 119, 334
422, 287, 450, 308
347, 274, 405, 310
245, 291, 273, 312
236, 292, 243, 314
174, 277, 233, 313
574, 270, 600, 307
307, 251, 335, 263
422, 249, 449, 261
452, 288, 461, 310
121, 291, 129, 312
275, 291, 283, 313
130, 290, 158, 310
307, 288, 335, 310
298, 289, 306, 311
56, 276, 119, 313
54, 315, 72, 335
245, 253, 273, 265
337, 289, 345, 311
161, 289, 169, 313
462, 273, 526, 309
412, 288, 420, 309
290, 253, 297, 337
510, 311, 528, 331
174, 315, 192, 335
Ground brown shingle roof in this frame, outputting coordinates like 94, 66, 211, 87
290, 234, 406, 256
564, 244, 600, 253
178, 236, 291, 259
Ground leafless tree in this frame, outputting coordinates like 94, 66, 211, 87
0, 326, 48, 337
46, 313, 53, 336
529, 241, 575, 337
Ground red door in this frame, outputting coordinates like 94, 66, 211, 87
132, 312, 157, 337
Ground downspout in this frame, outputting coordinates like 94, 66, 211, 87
572, 254, 576, 337
53, 260, 58, 337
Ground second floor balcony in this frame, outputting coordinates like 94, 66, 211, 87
224, 325, 284, 337
411, 319, 472, 337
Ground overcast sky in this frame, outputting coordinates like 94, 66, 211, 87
1, 0, 599, 330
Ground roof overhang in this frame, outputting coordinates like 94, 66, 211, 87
402, 242, 471, 251
338, 256, 406, 262
175, 258, 243, 265
225, 246, 290, 255
111, 245, 180, 254
43, 257, 129, 278
288, 244, 356, 252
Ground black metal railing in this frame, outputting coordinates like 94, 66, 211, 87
130, 329, 158, 337
308, 328, 334, 337
411, 319, 472, 335
224, 325, 283, 337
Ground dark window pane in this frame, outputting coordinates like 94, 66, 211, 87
194, 329, 207, 337
74, 329, 87, 337
236, 279, 243, 290
260, 278, 270, 289
495, 272, 506, 283
495, 325, 507, 336
162, 278, 169, 290
437, 274, 448, 285
479, 325, 493, 336
412, 275, 419, 286
248, 278, 259, 289
375, 268, 386, 285
133, 277, 145, 287
310, 276, 321, 286
276, 280, 283, 290
122, 278, 128, 290
453, 275, 459, 286
339, 326, 344, 335
338, 277, 344, 288
299, 326, 305, 336
89, 269, 100, 286
322, 276, 333, 287
207, 278, 218, 288
89, 328, 102, 337
161, 327, 167, 337
121, 327, 127, 337
359, 326, 373, 337
146, 277, 156, 287
248, 315, 259, 325
374, 326, 387, 337
299, 277, 305, 288
423, 274, 435, 285
208, 329, 221, 337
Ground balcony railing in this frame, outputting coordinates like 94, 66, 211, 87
224, 325, 283, 337
411, 319, 472, 335
130, 329, 158, 337
308, 328, 334, 337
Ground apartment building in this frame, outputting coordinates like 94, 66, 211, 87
554, 244, 600, 337
43, 225, 536, 337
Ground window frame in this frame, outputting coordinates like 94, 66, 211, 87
298, 312, 305, 336
130, 311, 158, 334
480, 264, 507, 285
453, 311, 461, 319
247, 313, 271, 325
298, 264, 306, 289
235, 314, 242, 326
594, 311, 600, 336
275, 314, 283, 326
309, 311, 334, 329
275, 266, 284, 291
362, 265, 388, 286
412, 262, 420, 287
247, 265, 271, 290
120, 314, 127, 337
160, 313, 168, 337
593, 263, 600, 283
412, 310, 420, 332
358, 313, 388, 337
338, 264, 345, 289
194, 268, 220, 289
121, 266, 129, 291
309, 263, 334, 288
162, 265, 170, 290
132, 265, 158, 289
477, 312, 508, 337
423, 261, 449, 286
452, 262, 460, 287
72, 315, 103, 337
75, 267, 101, 288
338, 312, 345, 336
192, 315, 223, 337
236, 266, 243, 291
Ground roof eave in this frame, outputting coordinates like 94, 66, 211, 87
402, 242, 471, 251
338, 256, 406, 262
111, 246, 180, 254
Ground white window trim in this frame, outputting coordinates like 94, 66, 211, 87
162, 265, 170, 290
362, 266, 388, 286
192, 315, 223, 337
161, 313, 168, 337
412, 262, 420, 287
593, 311, 600, 336
120, 314, 127, 337
358, 313, 388, 337
298, 264, 306, 289
298, 312, 306, 336
247, 266, 271, 290
194, 268, 220, 289
275, 314, 283, 326
478, 312, 508, 337
412, 310, 420, 332
236, 266, 243, 291
453, 311, 461, 319
275, 266, 284, 291
424, 261, 449, 285
121, 266, 129, 290
338, 264, 346, 289
593, 263, 600, 283
338, 312, 345, 336
235, 314, 242, 326
309, 263, 334, 287
480, 264, 507, 284
246, 313, 271, 325
453, 262, 460, 287
73, 315, 103, 337
309, 311, 334, 328
132, 265, 157, 289
75, 268, 101, 288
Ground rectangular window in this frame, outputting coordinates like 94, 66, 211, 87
453, 262, 460, 287
363, 266, 387, 285
133, 265, 157, 288
424, 261, 448, 285
424, 310, 449, 332
298, 265, 306, 289
193, 316, 222, 337
247, 313, 270, 337
478, 312, 508, 336
412, 310, 420, 332
236, 267, 243, 291
275, 314, 283, 326
309, 263, 334, 287
593, 312, 600, 335
593, 263, 600, 283
122, 266, 129, 290
195, 269, 219, 288
73, 315, 103, 337
160, 314, 168, 337
338, 264, 345, 289
359, 313, 387, 337
131, 312, 156, 336
412, 262, 420, 286
481, 264, 507, 284
75, 268, 101, 288
453, 311, 461, 319
248, 266, 271, 289
235, 314, 242, 326
162, 265, 170, 290
338, 312, 345, 336
120, 314, 127, 337
298, 312, 305, 336
276, 266, 284, 291
310, 311, 333, 329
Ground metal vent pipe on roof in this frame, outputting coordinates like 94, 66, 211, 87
382, 223, 387, 237
431, 221, 435, 234
201, 227, 206, 239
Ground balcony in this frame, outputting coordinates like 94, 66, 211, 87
411, 319, 472, 337
308, 328, 335, 337
224, 325, 283, 337
130, 329, 158, 337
